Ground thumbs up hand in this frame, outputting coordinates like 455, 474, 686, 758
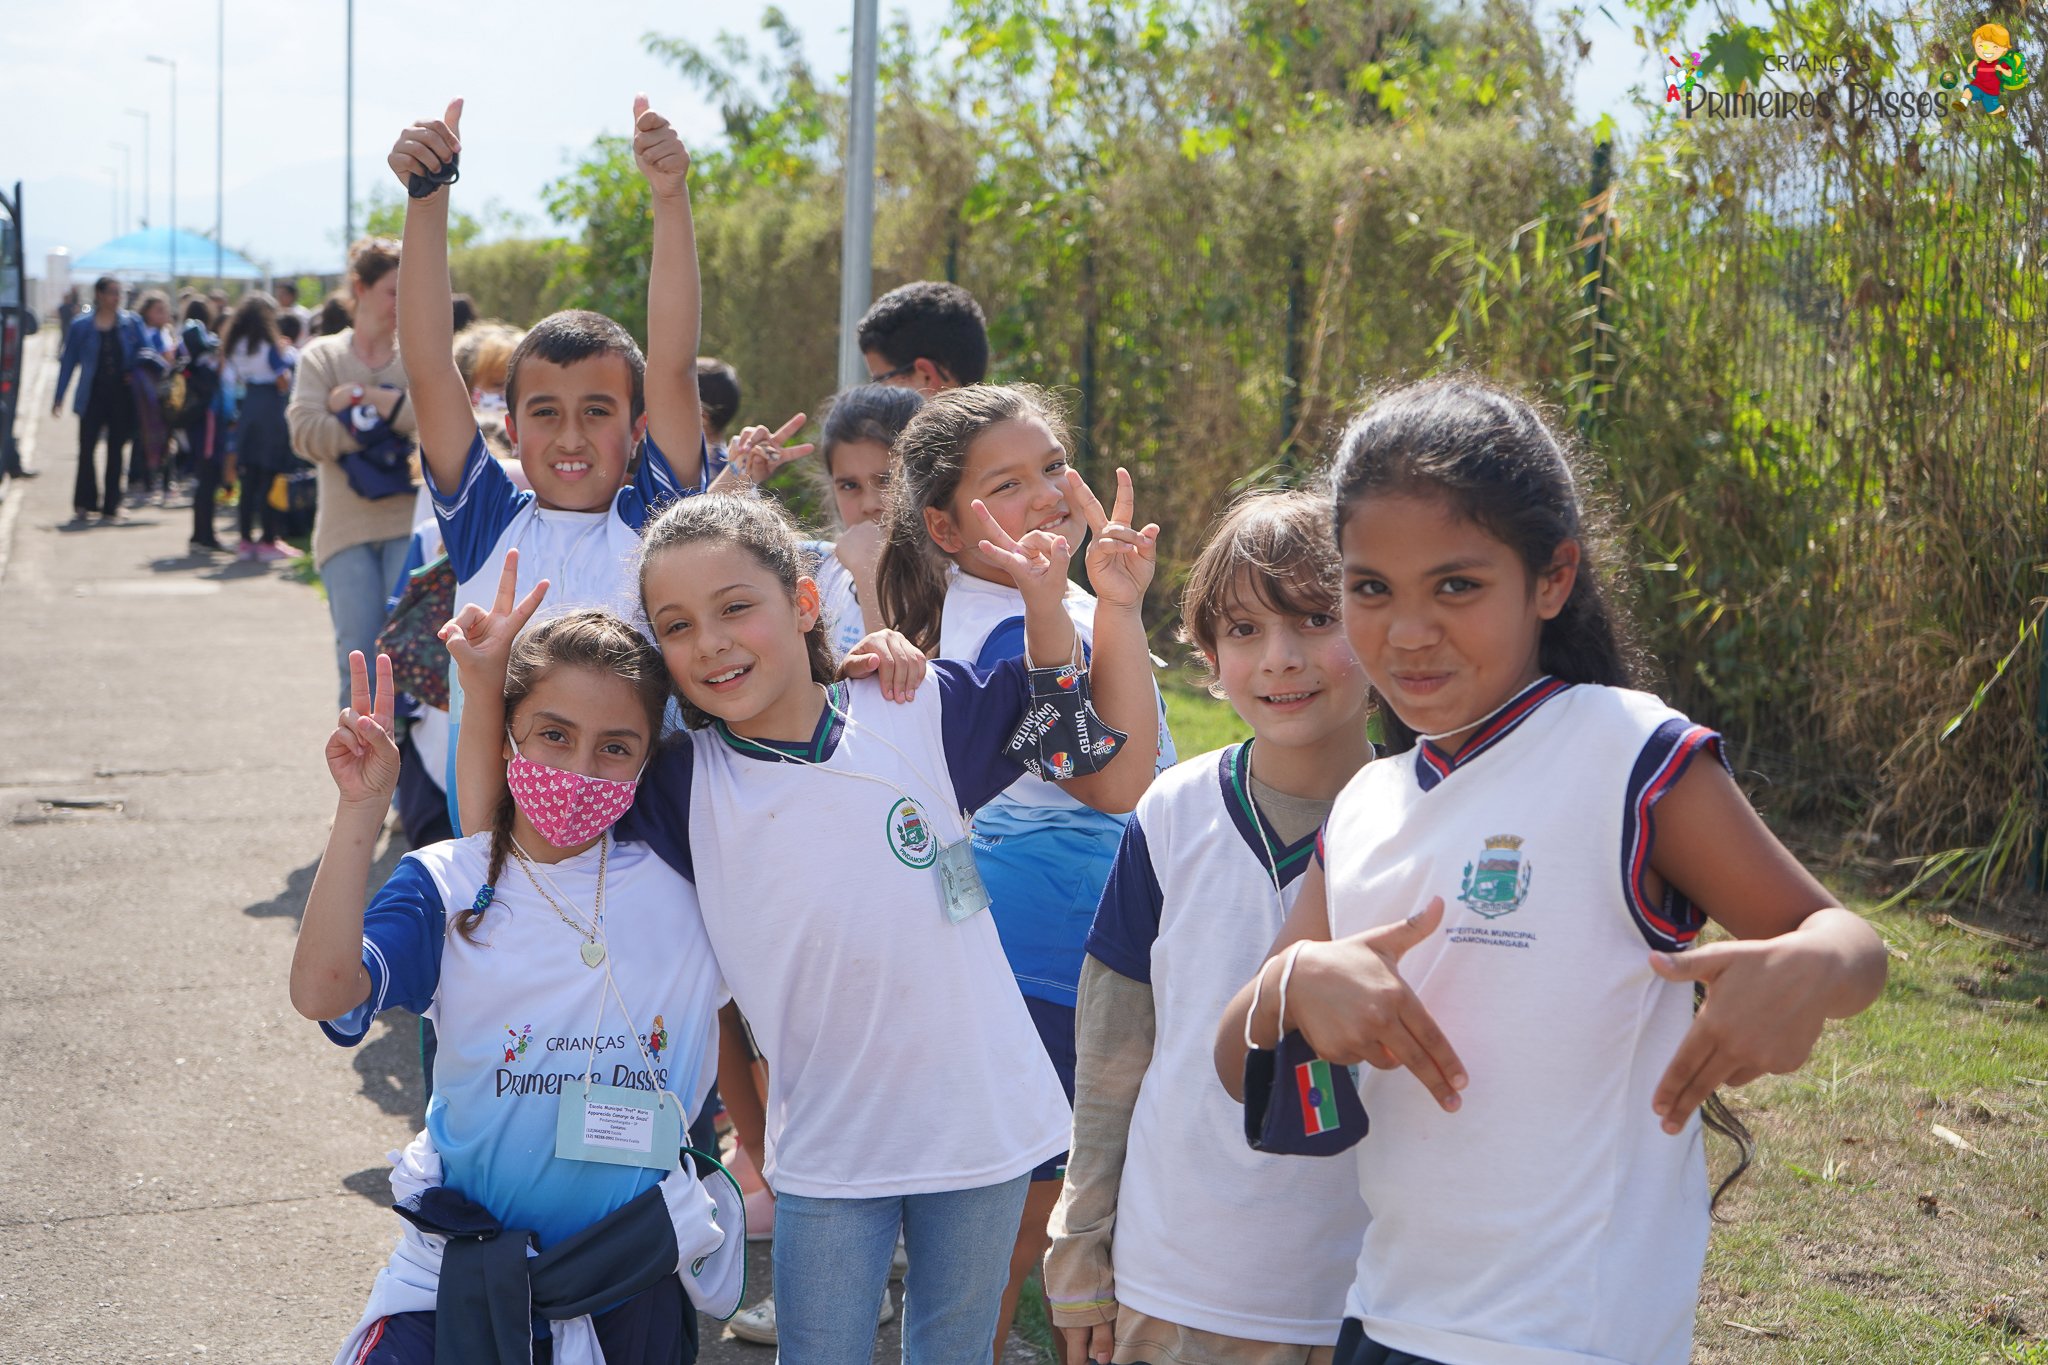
389, 98, 463, 194
632, 94, 691, 201
1286, 897, 1468, 1112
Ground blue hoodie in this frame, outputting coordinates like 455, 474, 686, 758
53, 310, 150, 415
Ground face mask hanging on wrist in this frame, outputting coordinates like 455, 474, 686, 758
1242, 943, 1370, 1157
1002, 643, 1128, 781
506, 730, 644, 849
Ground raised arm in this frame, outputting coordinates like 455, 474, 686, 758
291, 652, 401, 1021
389, 99, 480, 491
1063, 468, 1161, 813
634, 94, 705, 472
437, 550, 551, 835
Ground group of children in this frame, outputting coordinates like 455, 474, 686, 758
288, 92, 1889, 1365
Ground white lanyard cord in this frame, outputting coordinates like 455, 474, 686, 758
720, 685, 970, 833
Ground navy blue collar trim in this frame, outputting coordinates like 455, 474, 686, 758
1413, 676, 1573, 793
714, 682, 848, 764
1218, 741, 1318, 889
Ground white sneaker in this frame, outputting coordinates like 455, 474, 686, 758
891, 1234, 908, 1282
728, 1297, 777, 1345
727, 1291, 893, 1347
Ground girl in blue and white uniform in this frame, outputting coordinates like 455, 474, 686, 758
293, 606, 740, 1365
872, 385, 1176, 1356
1216, 377, 1888, 1365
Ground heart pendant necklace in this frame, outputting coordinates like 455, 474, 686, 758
510, 835, 609, 968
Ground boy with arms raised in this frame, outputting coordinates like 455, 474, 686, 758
392, 95, 708, 653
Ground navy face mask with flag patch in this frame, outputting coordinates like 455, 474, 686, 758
1003, 662, 1128, 781
1243, 1030, 1370, 1157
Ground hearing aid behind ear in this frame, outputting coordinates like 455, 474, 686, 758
408, 153, 460, 200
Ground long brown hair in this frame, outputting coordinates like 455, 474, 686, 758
873, 384, 1072, 653
636, 492, 837, 730
466, 609, 670, 942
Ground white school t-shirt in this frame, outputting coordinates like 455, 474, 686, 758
805, 540, 867, 661
1321, 678, 1724, 1365
1086, 742, 1368, 1344
616, 661, 1072, 1199
320, 832, 724, 1250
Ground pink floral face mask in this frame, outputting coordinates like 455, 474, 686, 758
505, 730, 643, 848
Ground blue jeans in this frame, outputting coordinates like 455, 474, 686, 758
320, 535, 411, 709
771, 1176, 1029, 1365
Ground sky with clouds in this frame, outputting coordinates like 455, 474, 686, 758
1, 0, 1660, 281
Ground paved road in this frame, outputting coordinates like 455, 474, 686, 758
0, 332, 1046, 1363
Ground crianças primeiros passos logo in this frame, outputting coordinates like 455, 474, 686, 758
1665, 24, 2030, 121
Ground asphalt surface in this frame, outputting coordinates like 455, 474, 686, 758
0, 331, 1046, 1363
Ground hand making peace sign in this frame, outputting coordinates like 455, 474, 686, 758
725, 412, 816, 485
969, 498, 1075, 617
327, 651, 402, 807
1073, 467, 1159, 610
438, 549, 551, 689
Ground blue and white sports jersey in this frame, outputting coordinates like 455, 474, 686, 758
429, 430, 702, 817
1320, 678, 1725, 1365
321, 832, 723, 1251
936, 570, 1176, 1006
617, 660, 1072, 1199
1086, 743, 1367, 1344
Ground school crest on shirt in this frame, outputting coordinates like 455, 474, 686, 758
1459, 834, 1532, 918
886, 797, 938, 869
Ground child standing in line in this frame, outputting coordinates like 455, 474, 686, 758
292, 617, 739, 1364
873, 385, 1177, 1360
808, 383, 924, 656
390, 94, 706, 812
1045, 491, 1371, 1365
1215, 377, 1888, 1365
449, 468, 1162, 1365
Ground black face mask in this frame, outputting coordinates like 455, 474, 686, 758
1243, 1029, 1370, 1157
1003, 661, 1128, 781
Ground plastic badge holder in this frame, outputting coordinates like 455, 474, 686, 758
1243, 1029, 1370, 1157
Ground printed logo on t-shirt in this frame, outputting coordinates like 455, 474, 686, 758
1458, 834, 1532, 918
503, 1023, 533, 1064
643, 1014, 669, 1062
887, 797, 938, 869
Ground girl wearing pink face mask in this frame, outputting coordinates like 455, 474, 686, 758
290, 606, 743, 1364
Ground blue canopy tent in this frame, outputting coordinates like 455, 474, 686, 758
72, 227, 264, 282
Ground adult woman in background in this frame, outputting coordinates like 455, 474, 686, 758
129, 290, 182, 507
285, 236, 419, 709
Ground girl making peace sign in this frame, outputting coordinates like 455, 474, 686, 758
447, 467, 1161, 1365
292, 605, 739, 1364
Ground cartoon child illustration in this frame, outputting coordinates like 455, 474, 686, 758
645, 1015, 669, 1061
1951, 24, 2030, 114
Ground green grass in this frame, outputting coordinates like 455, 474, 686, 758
1693, 906, 2048, 1362
1160, 673, 1252, 757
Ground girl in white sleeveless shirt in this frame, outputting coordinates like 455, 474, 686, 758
1216, 377, 1887, 1365
1045, 491, 1370, 1365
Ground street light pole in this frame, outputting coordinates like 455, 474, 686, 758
127, 109, 151, 228
344, 0, 355, 247
216, 0, 225, 283
837, 0, 880, 387
147, 55, 178, 288
111, 143, 132, 231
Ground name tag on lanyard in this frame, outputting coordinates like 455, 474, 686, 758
937, 834, 991, 924
556, 1081, 682, 1170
